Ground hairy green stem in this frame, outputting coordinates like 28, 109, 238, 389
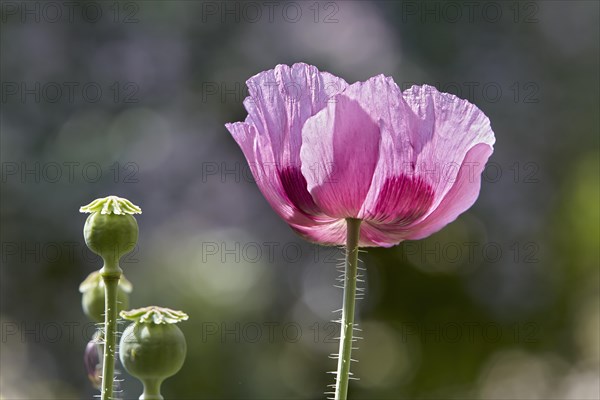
100, 263, 121, 400
334, 218, 362, 400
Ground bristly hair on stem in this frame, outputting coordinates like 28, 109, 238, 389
80, 196, 141, 400
329, 218, 363, 400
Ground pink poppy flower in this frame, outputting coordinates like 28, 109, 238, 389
226, 63, 495, 247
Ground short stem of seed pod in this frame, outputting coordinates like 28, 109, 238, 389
334, 218, 362, 400
140, 379, 164, 400
100, 254, 122, 276
100, 261, 121, 400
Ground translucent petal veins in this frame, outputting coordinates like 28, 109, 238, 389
79, 195, 142, 215
367, 175, 434, 226
279, 166, 321, 215
225, 63, 495, 247
120, 306, 189, 325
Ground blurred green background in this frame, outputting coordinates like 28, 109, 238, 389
1, 1, 598, 399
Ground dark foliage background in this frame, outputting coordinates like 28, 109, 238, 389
1, 1, 598, 399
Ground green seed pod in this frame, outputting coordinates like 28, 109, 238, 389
80, 196, 141, 270
119, 307, 189, 400
79, 271, 133, 322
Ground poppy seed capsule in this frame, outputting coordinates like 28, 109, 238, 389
119, 307, 188, 400
79, 271, 133, 322
80, 196, 141, 266
84, 213, 138, 261
120, 324, 186, 380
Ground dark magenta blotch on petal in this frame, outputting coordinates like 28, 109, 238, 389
279, 167, 322, 216
368, 175, 434, 226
